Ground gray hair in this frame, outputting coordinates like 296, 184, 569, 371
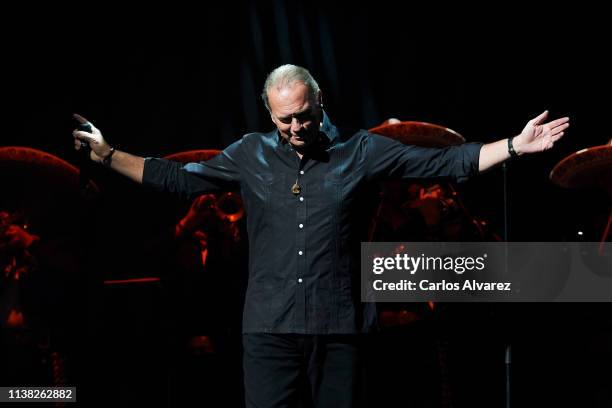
261, 64, 320, 111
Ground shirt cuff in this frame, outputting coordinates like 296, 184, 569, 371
457, 142, 483, 183
142, 157, 171, 190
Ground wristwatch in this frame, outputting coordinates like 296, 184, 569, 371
102, 147, 115, 167
507, 137, 518, 158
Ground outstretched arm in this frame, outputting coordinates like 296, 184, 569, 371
479, 111, 569, 172
71, 114, 243, 199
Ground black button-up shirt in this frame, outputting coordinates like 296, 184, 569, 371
143, 114, 482, 334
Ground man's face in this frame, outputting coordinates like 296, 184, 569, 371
267, 82, 322, 150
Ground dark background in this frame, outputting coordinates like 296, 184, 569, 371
2, 2, 611, 407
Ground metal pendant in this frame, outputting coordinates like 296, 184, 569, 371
291, 182, 301, 195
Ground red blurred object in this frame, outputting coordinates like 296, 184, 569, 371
369, 121, 465, 148
550, 140, 612, 253
103, 277, 161, 285
188, 335, 215, 354
6, 309, 24, 328
0, 146, 99, 192
167, 149, 244, 273
163, 149, 221, 163
0, 146, 100, 236
379, 309, 420, 328
549, 140, 612, 191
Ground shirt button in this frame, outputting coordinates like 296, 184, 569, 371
298, 278, 303, 283
299, 197, 304, 202
299, 224, 304, 229
298, 251, 303, 255
300, 170, 304, 175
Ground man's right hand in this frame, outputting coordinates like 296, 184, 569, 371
72, 113, 112, 163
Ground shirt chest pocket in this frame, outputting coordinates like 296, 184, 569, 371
306, 174, 345, 219
262, 173, 294, 218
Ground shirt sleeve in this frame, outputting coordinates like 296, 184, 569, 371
364, 133, 482, 183
142, 138, 243, 200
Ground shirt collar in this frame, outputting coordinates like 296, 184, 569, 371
320, 110, 339, 143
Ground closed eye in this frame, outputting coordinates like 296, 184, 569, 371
277, 108, 315, 125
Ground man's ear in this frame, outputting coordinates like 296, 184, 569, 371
317, 90, 324, 108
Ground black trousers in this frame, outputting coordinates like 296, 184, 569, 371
243, 333, 361, 408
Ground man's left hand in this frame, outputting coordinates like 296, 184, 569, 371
514, 110, 570, 155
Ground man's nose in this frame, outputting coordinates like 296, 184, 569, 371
290, 117, 303, 133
